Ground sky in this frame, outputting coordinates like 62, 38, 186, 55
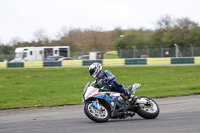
0, 0, 200, 44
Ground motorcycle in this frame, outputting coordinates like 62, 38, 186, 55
83, 79, 160, 122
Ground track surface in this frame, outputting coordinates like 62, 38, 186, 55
0, 95, 200, 133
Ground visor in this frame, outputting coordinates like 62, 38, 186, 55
89, 69, 97, 78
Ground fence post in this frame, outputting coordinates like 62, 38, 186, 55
118, 47, 122, 58
132, 46, 135, 58
174, 44, 182, 57
174, 44, 178, 57
160, 45, 163, 57
146, 45, 149, 58
189, 44, 194, 57
70, 51, 73, 58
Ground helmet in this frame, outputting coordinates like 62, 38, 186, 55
89, 62, 102, 78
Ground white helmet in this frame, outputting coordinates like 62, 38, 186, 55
89, 62, 102, 78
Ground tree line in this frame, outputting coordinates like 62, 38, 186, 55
1, 15, 200, 55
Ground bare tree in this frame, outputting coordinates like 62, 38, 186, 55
56, 26, 69, 40
175, 17, 198, 29
33, 29, 49, 44
9, 36, 23, 46
156, 15, 173, 30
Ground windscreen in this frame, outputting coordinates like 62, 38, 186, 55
15, 53, 23, 58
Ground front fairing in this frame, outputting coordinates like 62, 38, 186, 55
83, 82, 92, 96
84, 86, 99, 101
83, 82, 99, 101
83, 82, 123, 114
83, 81, 121, 102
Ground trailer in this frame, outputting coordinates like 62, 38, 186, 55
10, 46, 70, 62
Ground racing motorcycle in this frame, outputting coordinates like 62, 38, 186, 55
83, 79, 159, 122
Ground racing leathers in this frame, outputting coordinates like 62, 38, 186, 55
95, 70, 126, 93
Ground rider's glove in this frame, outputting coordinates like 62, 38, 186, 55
102, 78, 108, 84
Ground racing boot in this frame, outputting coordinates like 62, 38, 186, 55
123, 90, 131, 100
125, 86, 135, 102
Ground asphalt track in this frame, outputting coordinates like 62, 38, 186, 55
0, 95, 200, 133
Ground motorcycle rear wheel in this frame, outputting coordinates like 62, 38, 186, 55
135, 96, 159, 119
84, 102, 110, 122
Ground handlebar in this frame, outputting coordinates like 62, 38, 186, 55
94, 78, 108, 88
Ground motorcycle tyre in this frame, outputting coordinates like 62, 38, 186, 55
84, 102, 110, 123
135, 96, 159, 119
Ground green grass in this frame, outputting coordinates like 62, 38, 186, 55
0, 65, 200, 110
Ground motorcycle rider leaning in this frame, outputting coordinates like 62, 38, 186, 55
89, 62, 130, 96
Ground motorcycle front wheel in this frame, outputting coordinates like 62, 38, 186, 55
135, 96, 160, 119
84, 102, 110, 122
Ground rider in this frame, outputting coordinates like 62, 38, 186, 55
89, 62, 130, 96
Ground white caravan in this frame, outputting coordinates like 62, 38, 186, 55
11, 46, 70, 62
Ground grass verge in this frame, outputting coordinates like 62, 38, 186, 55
0, 65, 200, 110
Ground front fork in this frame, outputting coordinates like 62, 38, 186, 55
92, 99, 100, 110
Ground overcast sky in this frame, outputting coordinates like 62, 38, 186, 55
0, 0, 200, 44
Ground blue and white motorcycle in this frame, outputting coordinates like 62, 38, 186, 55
83, 79, 160, 122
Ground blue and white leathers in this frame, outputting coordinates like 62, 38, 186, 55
95, 70, 126, 93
